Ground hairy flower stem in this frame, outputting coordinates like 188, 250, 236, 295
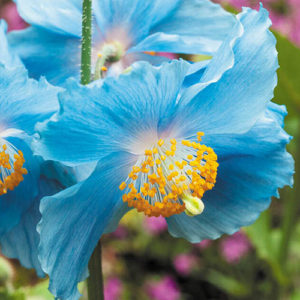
88, 240, 104, 300
80, 1, 104, 298
81, 0, 92, 85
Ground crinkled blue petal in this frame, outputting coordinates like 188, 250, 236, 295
13, 0, 82, 36
0, 20, 22, 68
176, 6, 278, 138
0, 176, 64, 277
33, 60, 190, 165
38, 152, 134, 300
0, 64, 60, 135
167, 104, 294, 242
0, 137, 40, 238
130, 0, 236, 55
8, 27, 81, 85
93, 0, 180, 45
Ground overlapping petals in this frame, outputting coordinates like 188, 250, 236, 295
10, 0, 236, 84
33, 7, 293, 299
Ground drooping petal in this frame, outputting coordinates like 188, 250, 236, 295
93, 0, 181, 45
0, 20, 22, 68
13, 0, 82, 36
34, 60, 190, 165
0, 62, 60, 135
0, 176, 64, 277
38, 153, 134, 300
8, 26, 81, 85
176, 6, 278, 138
0, 137, 40, 238
167, 105, 294, 242
130, 0, 237, 55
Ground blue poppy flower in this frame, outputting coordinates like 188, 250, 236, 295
0, 20, 66, 275
33, 7, 293, 300
9, 0, 236, 85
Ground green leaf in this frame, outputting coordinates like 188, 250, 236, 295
244, 211, 287, 285
274, 32, 300, 117
206, 270, 250, 297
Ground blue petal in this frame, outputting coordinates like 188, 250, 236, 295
130, 0, 237, 55
13, 0, 82, 36
38, 152, 134, 299
167, 105, 294, 242
34, 60, 190, 165
0, 63, 60, 135
0, 137, 40, 238
93, 0, 181, 44
0, 176, 63, 277
176, 6, 278, 137
8, 27, 81, 85
0, 20, 22, 68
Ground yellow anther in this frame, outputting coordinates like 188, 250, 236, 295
197, 132, 204, 141
158, 139, 164, 147
132, 166, 140, 173
119, 182, 127, 190
145, 149, 152, 156
0, 145, 27, 196
97, 53, 102, 57
144, 51, 156, 56
120, 133, 217, 218
101, 66, 107, 71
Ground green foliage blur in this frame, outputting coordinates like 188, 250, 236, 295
1, 0, 300, 299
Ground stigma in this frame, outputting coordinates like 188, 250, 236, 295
119, 132, 218, 218
0, 143, 27, 196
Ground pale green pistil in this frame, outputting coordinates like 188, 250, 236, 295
182, 194, 205, 216
94, 41, 124, 80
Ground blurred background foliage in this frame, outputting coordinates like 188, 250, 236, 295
0, 0, 300, 299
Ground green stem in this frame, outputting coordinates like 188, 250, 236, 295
81, 0, 92, 85
278, 125, 300, 269
80, 1, 104, 298
88, 241, 104, 300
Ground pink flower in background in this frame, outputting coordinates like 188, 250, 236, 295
220, 231, 251, 263
0, 2, 27, 31
215, 0, 300, 45
173, 253, 197, 276
111, 225, 128, 239
195, 239, 212, 250
144, 216, 167, 235
146, 276, 180, 300
104, 277, 123, 300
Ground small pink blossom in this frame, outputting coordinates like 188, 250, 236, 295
220, 231, 251, 263
0, 2, 27, 31
173, 253, 197, 276
195, 239, 212, 250
146, 276, 180, 300
215, 0, 300, 46
144, 216, 167, 235
111, 225, 128, 239
104, 277, 123, 300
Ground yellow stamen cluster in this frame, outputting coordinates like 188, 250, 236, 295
0, 144, 27, 196
119, 132, 218, 218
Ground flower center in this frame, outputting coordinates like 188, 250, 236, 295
119, 132, 218, 218
94, 41, 125, 80
0, 142, 27, 196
